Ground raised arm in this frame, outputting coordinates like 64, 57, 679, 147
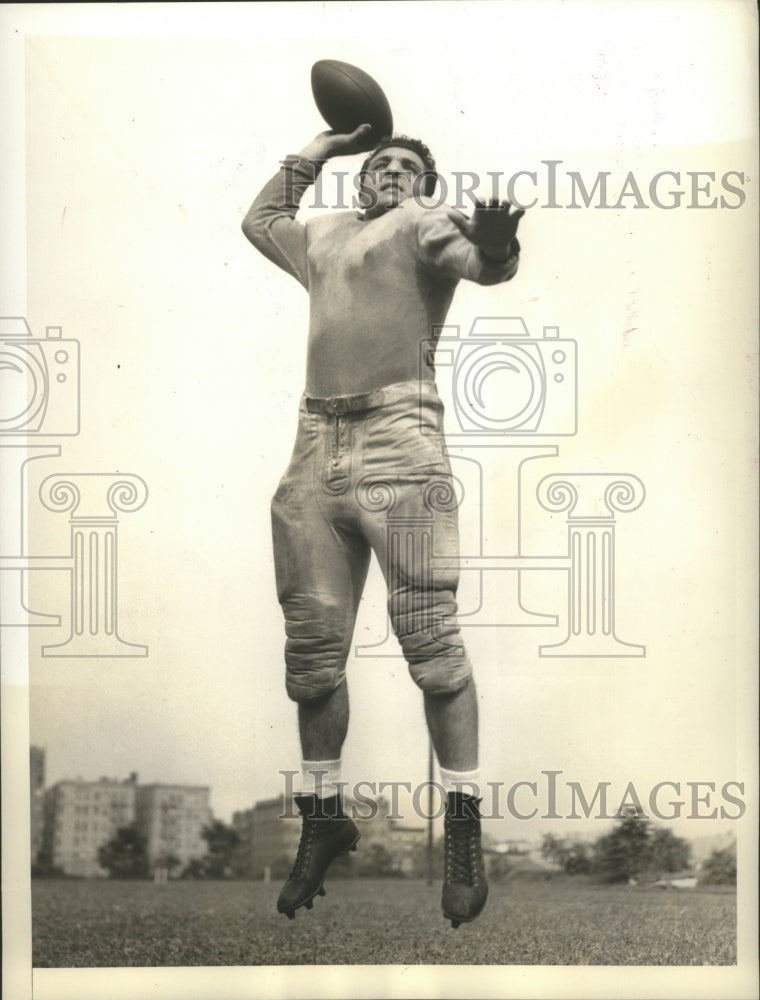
417, 199, 524, 286
241, 125, 374, 288
241, 157, 317, 288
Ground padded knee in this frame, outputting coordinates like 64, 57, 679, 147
407, 652, 472, 695
390, 585, 471, 694
285, 661, 345, 702
281, 598, 349, 703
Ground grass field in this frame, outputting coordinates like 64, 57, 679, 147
32, 877, 736, 968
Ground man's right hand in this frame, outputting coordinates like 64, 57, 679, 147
298, 124, 374, 162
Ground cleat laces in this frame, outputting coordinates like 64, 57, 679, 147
446, 820, 482, 885
288, 820, 317, 880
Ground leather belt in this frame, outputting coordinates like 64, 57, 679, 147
305, 387, 387, 416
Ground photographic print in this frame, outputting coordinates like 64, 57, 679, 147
1, 3, 758, 999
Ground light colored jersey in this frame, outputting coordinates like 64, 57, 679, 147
243, 156, 519, 396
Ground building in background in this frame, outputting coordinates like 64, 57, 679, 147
134, 783, 211, 873
233, 795, 426, 879
233, 795, 299, 879
42, 775, 138, 877
380, 821, 426, 876
40, 773, 211, 877
30, 746, 46, 864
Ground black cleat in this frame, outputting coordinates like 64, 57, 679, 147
442, 792, 488, 929
277, 794, 359, 919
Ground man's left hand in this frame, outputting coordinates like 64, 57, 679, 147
447, 199, 525, 261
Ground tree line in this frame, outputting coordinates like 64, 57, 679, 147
540, 810, 736, 885
34, 810, 737, 885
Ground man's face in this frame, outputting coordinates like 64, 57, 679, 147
360, 146, 428, 216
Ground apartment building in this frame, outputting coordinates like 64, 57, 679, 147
233, 794, 426, 879
42, 776, 137, 877
134, 784, 212, 871
233, 795, 301, 878
41, 775, 211, 877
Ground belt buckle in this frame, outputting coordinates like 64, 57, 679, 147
332, 397, 348, 416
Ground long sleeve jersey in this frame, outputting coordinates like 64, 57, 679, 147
242, 156, 520, 396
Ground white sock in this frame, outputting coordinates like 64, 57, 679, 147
299, 758, 342, 799
439, 766, 482, 799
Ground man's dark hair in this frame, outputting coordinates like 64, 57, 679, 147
359, 135, 438, 197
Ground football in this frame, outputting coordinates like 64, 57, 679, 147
311, 59, 393, 145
